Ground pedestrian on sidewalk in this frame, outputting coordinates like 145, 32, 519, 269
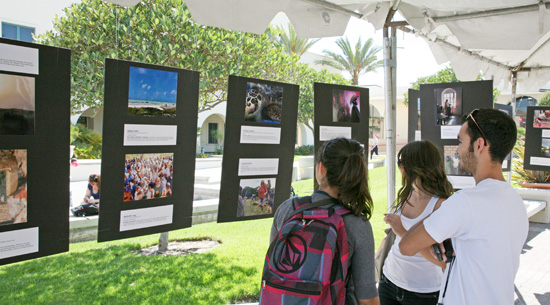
370, 135, 379, 159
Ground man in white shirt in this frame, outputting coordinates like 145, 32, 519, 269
399, 108, 528, 305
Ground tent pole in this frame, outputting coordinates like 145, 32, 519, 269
383, 25, 397, 212
508, 71, 518, 184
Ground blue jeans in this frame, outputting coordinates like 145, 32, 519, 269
378, 273, 439, 305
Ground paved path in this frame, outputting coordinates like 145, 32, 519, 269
515, 222, 550, 305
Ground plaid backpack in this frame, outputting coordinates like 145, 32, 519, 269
260, 196, 351, 305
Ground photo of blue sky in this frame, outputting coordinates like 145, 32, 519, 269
128, 66, 177, 104
128, 66, 178, 117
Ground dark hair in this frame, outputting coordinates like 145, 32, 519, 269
462, 108, 517, 163
317, 138, 373, 219
89, 174, 101, 186
395, 141, 453, 212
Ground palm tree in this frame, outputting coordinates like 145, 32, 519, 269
316, 37, 383, 85
276, 23, 320, 57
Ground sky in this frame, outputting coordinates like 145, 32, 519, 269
274, 13, 448, 88
128, 66, 178, 103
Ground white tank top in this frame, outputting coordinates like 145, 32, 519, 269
382, 196, 443, 293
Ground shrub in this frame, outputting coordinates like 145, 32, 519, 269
71, 124, 102, 159
538, 91, 550, 106
294, 145, 314, 155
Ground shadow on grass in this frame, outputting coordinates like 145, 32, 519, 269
0, 242, 258, 305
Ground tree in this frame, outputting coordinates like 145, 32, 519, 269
294, 67, 349, 132
36, 0, 347, 129
538, 91, 550, 106
275, 23, 319, 57
315, 37, 383, 85
36, 0, 301, 114
403, 65, 500, 105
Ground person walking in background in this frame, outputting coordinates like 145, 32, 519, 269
370, 135, 379, 159
266, 138, 380, 305
400, 109, 528, 305
378, 141, 453, 305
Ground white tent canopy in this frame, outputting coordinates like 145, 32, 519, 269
178, 0, 550, 92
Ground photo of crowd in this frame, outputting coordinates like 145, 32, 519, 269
533, 109, 550, 128
123, 153, 173, 202
0, 73, 35, 135
237, 178, 276, 217
332, 89, 360, 123
0, 149, 27, 226
435, 87, 462, 126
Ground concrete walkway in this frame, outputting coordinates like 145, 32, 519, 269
515, 221, 550, 305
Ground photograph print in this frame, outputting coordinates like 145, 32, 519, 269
443, 145, 471, 176
542, 139, 550, 157
244, 82, 283, 124
237, 178, 276, 217
128, 66, 178, 117
124, 153, 173, 202
533, 109, 550, 128
332, 89, 361, 123
0, 149, 27, 226
0, 73, 35, 135
435, 87, 462, 126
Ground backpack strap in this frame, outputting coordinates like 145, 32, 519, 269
290, 196, 340, 218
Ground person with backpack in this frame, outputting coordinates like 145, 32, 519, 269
261, 137, 379, 305
378, 141, 453, 305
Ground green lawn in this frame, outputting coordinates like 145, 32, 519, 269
0, 166, 396, 304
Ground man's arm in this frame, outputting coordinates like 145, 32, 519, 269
359, 297, 380, 305
399, 220, 437, 256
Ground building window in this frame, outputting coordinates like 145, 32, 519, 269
76, 116, 90, 129
1, 22, 35, 42
208, 123, 218, 144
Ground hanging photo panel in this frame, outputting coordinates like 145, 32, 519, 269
0, 38, 71, 266
494, 103, 513, 171
407, 89, 421, 143
420, 80, 493, 190
525, 106, 550, 171
217, 76, 298, 223
98, 59, 199, 242
314, 83, 370, 188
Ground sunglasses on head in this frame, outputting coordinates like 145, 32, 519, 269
467, 109, 488, 146
89, 175, 98, 182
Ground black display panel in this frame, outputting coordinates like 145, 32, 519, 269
98, 59, 199, 242
524, 106, 550, 171
420, 80, 493, 189
313, 83, 370, 188
408, 89, 420, 143
494, 103, 513, 172
217, 76, 299, 223
0, 38, 70, 265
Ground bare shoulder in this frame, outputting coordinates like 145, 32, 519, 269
434, 197, 446, 211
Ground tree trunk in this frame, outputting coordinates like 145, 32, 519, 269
158, 231, 169, 252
